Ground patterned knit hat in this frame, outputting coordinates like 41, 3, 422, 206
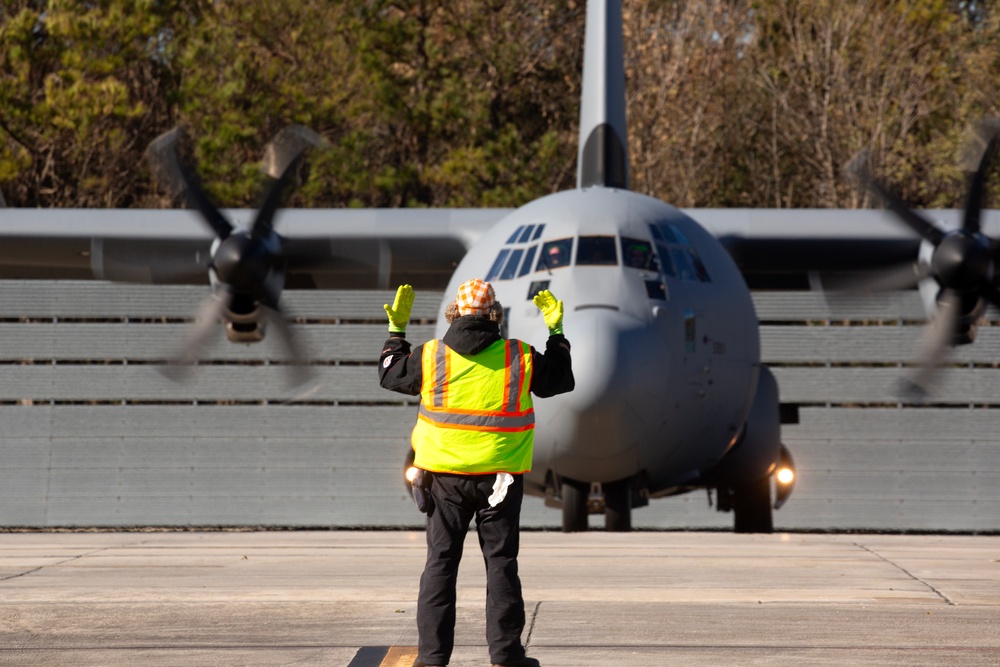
455, 278, 496, 316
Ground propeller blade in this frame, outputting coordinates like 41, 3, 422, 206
253, 126, 323, 238
160, 290, 231, 381
821, 261, 928, 294
847, 151, 944, 245
900, 288, 960, 398
961, 118, 1000, 234
146, 127, 233, 240
819, 263, 928, 321
262, 125, 323, 180
263, 305, 311, 386
253, 158, 303, 241
869, 178, 946, 246
145, 127, 190, 198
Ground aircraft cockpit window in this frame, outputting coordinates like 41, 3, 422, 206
668, 247, 711, 282
485, 248, 511, 282
645, 280, 667, 300
650, 223, 710, 283
687, 247, 710, 282
576, 236, 617, 266
621, 237, 659, 272
519, 245, 538, 277
652, 223, 680, 244
655, 243, 676, 277
500, 248, 525, 280
671, 247, 696, 281
492, 225, 549, 282
538, 238, 573, 270
527, 280, 550, 300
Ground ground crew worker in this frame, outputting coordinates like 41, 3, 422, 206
379, 278, 574, 667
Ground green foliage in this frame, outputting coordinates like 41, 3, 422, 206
0, 0, 996, 210
0, 0, 202, 206
738, 0, 999, 208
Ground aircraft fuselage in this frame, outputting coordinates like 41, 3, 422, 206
439, 186, 761, 507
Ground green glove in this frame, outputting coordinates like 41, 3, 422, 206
384, 284, 414, 333
533, 289, 564, 335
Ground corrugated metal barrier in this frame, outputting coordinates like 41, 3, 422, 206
1, 281, 997, 531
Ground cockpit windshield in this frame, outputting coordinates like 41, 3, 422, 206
486, 226, 708, 285
576, 236, 618, 266
537, 238, 573, 270
650, 221, 711, 282
621, 237, 658, 271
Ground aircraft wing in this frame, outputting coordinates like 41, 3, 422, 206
4, 206, 999, 291
0, 207, 511, 289
689, 208, 1000, 289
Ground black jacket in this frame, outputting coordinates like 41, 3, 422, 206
379, 316, 574, 398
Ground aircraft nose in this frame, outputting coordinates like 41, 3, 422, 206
534, 305, 667, 482
561, 307, 663, 412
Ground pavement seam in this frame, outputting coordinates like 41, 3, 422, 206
854, 542, 956, 606
524, 600, 541, 649
0, 547, 113, 582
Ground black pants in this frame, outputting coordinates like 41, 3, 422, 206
417, 472, 526, 666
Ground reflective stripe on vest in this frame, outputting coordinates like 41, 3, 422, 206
418, 338, 534, 432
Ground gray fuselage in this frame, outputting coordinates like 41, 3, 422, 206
438, 186, 761, 498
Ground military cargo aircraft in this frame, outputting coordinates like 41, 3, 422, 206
0, 0, 997, 532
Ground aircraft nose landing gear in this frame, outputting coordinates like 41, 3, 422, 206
556, 477, 642, 532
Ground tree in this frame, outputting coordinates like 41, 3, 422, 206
748, 0, 999, 208
299, 0, 583, 208
166, 0, 361, 208
1, 0, 997, 210
0, 0, 202, 207
136, 0, 583, 209
624, 0, 761, 207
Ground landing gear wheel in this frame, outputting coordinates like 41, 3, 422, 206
733, 476, 773, 533
561, 480, 588, 532
604, 478, 632, 532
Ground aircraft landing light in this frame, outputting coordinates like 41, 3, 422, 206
347, 645, 419, 667
774, 445, 797, 511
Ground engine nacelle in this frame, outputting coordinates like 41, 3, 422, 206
704, 366, 787, 492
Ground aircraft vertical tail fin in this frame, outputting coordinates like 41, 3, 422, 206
577, 0, 629, 190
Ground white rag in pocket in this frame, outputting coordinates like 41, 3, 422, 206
488, 472, 514, 508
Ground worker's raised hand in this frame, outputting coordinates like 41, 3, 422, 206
533, 289, 564, 335
384, 284, 414, 333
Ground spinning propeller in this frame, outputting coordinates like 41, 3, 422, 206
848, 119, 1000, 398
145, 124, 323, 384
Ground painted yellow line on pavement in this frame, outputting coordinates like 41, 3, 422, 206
347, 645, 420, 667
381, 646, 420, 666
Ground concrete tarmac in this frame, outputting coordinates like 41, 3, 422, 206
1, 530, 999, 666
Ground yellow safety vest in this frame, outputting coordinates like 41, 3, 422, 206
411, 338, 535, 474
